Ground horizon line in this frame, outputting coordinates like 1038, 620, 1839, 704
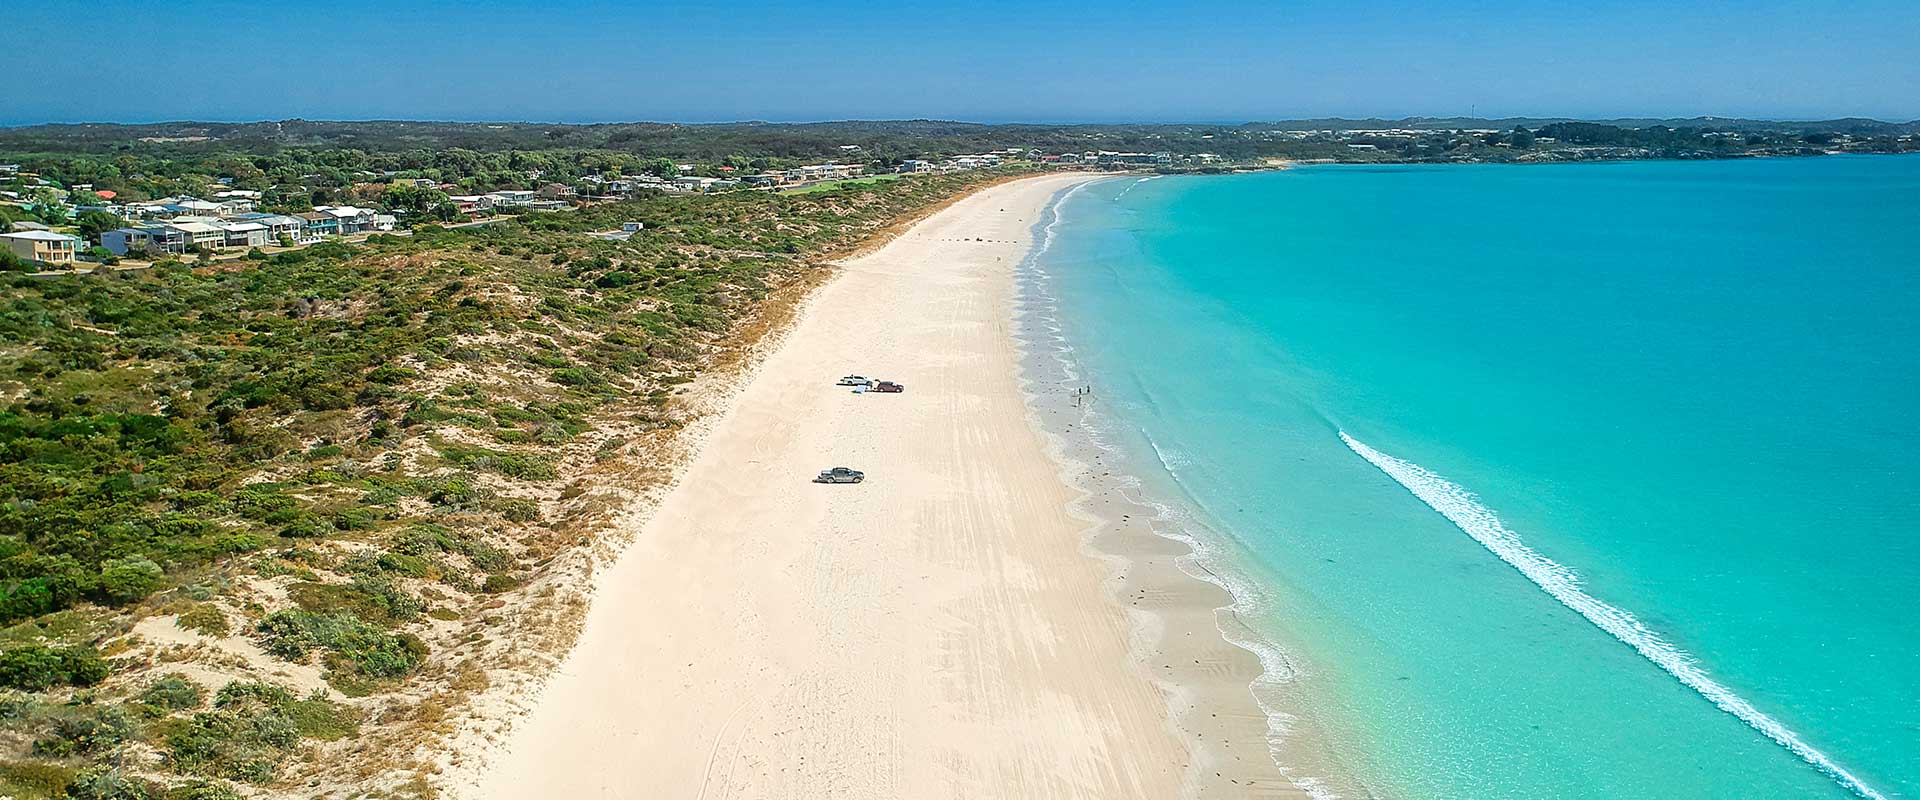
5, 114, 1920, 131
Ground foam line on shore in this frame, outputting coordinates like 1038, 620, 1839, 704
1339, 431, 1887, 800
1016, 180, 1340, 799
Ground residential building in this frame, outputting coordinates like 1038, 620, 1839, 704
372, 214, 397, 231
213, 221, 270, 248
101, 225, 188, 255
314, 206, 376, 233
165, 199, 223, 216
448, 194, 494, 214
298, 212, 340, 239
486, 190, 536, 207
1, 230, 81, 265
230, 212, 304, 242
167, 220, 226, 249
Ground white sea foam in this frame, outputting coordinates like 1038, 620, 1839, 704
1113, 175, 1160, 200
1012, 181, 1339, 798
1338, 431, 1888, 800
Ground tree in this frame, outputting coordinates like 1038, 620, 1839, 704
76, 210, 127, 243
643, 158, 678, 178
381, 184, 449, 214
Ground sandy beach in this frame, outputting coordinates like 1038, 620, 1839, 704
466, 173, 1295, 799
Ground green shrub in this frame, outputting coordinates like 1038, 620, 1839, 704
96, 557, 164, 605
176, 604, 230, 638
550, 367, 603, 387
158, 778, 243, 798
256, 611, 427, 682
287, 576, 422, 624
137, 674, 206, 715
331, 507, 377, 531
0, 759, 76, 799
160, 780, 245, 800
32, 706, 135, 757
0, 645, 110, 691
162, 681, 357, 784
65, 767, 158, 800
375, 551, 432, 578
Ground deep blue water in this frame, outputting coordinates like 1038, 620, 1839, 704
1035, 157, 1920, 799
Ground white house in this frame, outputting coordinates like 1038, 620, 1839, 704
486, 190, 535, 207
315, 205, 377, 233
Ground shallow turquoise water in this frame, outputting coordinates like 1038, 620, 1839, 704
1036, 157, 1920, 799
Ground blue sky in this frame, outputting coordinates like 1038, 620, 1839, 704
8, 0, 1917, 124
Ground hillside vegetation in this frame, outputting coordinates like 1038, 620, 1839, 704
0, 167, 1021, 798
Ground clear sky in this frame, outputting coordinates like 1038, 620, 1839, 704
8, 0, 1917, 125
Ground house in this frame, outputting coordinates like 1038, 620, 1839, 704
166, 220, 227, 249
214, 221, 271, 248
102, 225, 188, 255
230, 212, 304, 243
165, 199, 223, 216
486, 190, 536, 208
217, 198, 256, 215
372, 214, 397, 231
121, 203, 170, 220
672, 176, 722, 192
298, 212, 340, 239
448, 194, 494, 214
537, 182, 576, 200
1, 230, 82, 265
897, 160, 933, 173
315, 205, 376, 233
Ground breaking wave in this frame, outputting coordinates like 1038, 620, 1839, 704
1338, 431, 1886, 800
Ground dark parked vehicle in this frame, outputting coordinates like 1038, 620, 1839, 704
813, 466, 865, 484
873, 381, 904, 393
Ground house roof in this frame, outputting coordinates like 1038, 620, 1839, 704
1, 230, 82, 242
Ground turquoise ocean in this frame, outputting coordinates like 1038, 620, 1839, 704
1026, 157, 1919, 799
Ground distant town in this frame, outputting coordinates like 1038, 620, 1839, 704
4, 117, 1916, 271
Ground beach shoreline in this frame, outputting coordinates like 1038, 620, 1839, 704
453, 172, 1298, 798
1013, 178, 1330, 798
